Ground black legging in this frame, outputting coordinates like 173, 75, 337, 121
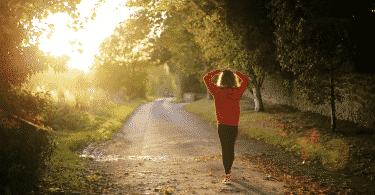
218, 124, 238, 175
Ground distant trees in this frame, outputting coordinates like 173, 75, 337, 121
126, 0, 283, 111
88, 9, 154, 100
93, 2, 210, 100
146, 6, 211, 100
179, 73, 205, 95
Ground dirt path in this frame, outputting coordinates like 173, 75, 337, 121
77, 140, 286, 195
75, 98, 287, 194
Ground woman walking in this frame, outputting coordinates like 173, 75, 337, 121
203, 67, 249, 184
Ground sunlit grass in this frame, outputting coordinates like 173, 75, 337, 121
38, 96, 155, 194
183, 99, 351, 171
55, 98, 154, 150
184, 99, 216, 125
170, 98, 184, 103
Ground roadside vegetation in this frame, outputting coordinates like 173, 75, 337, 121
23, 90, 155, 195
184, 98, 375, 194
171, 98, 185, 103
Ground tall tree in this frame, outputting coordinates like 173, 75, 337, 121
267, 0, 357, 132
218, 0, 294, 110
183, 0, 280, 111
199, 52, 214, 100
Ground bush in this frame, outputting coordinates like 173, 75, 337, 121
88, 114, 108, 129
0, 112, 56, 194
194, 93, 206, 100
44, 100, 92, 132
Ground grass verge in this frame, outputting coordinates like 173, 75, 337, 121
183, 98, 374, 172
170, 97, 185, 103
32, 97, 155, 195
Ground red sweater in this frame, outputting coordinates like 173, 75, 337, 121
203, 69, 250, 126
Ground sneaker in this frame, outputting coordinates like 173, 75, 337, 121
222, 174, 231, 184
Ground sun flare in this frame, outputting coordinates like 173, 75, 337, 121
36, 0, 136, 73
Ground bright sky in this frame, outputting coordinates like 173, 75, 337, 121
37, 0, 139, 74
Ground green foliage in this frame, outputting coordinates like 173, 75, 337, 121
266, 0, 356, 107
21, 66, 77, 96
266, 0, 357, 131
34, 84, 94, 132
183, 6, 241, 68
169, 71, 184, 100
45, 101, 92, 132
153, 10, 205, 74
181, 2, 278, 94
146, 65, 177, 97
145, 1, 276, 106
71, 73, 92, 105
19, 45, 71, 75
147, 8, 210, 99
182, 74, 206, 94
125, 1, 219, 100
7, 84, 54, 121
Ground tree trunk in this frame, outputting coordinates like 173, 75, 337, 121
329, 71, 336, 132
203, 56, 213, 100
176, 68, 183, 100
253, 84, 264, 112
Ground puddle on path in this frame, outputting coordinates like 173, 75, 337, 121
78, 142, 108, 159
77, 139, 216, 163
84, 154, 172, 162
79, 150, 199, 163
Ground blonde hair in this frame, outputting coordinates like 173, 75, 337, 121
216, 70, 241, 88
